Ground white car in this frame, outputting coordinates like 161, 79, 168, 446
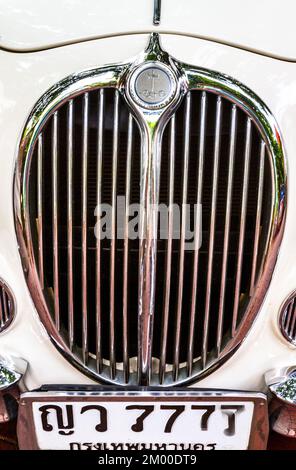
0, 0, 295, 450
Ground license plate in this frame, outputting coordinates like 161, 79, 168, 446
17, 388, 268, 450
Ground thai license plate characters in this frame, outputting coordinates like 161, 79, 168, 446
17, 390, 268, 450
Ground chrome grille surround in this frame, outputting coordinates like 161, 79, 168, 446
14, 34, 286, 386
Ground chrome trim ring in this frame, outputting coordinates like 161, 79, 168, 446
0, 279, 16, 334
14, 34, 287, 386
279, 292, 296, 346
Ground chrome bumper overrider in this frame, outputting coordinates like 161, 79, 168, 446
0, 356, 27, 423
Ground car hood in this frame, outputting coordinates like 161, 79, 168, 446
0, 0, 295, 61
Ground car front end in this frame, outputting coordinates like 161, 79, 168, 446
0, 0, 296, 450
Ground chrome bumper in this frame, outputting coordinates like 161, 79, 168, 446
1, 356, 296, 442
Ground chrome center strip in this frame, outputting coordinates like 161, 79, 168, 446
124, 35, 185, 385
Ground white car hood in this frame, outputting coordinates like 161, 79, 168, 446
0, 0, 295, 61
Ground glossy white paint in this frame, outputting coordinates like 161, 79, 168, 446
0, 33, 295, 392
0, 0, 296, 61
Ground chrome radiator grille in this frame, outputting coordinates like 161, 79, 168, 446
15, 35, 286, 386
25, 87, 272, 385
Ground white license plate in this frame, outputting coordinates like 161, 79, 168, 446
17, 389, 268, 450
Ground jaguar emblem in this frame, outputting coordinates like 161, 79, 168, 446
129, 62, 177, 109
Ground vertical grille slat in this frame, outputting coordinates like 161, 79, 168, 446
109, 90, 120, 379
285, 302, 293, 330
250, 140, 265, 295
0, 294, 3, 328
52, 111, 60, 330
82, 92, 89, 364
2, 289, 8, 323
96, 89, 104, 373
27, 84, 276, 386
232, 117, 252, 336
173, 93, 191, 381
37, 134, 44, 289
67, 100, 74, 351
217, 104, 237, 355
187, 91, 207, 375
289, 303, 296, 338
202, 95, 222, 368
159, 115, 176, 384
123, 113, 133, 383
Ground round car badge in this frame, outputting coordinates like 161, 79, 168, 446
129, 62, 177, 110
